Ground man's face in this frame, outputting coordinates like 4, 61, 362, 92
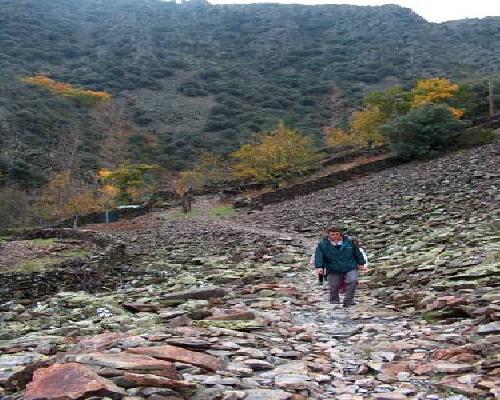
329, 231, 342, 241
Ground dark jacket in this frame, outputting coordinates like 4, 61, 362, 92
314, 236, 366, 274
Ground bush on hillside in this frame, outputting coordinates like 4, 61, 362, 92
380, 104, 465, 160
453, 128, 497, 148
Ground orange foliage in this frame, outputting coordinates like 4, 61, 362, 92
35, 171, 101, 222
21, 75, 111, 105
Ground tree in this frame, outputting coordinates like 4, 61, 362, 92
0, 186, 31, 229
92, 100, 132, 167
67, 190, 101, 228
178, 153, 228, 192
380, 104, 465, 160
410, 78, 464, 118
324, 128, 359, 149
33, 170, 101, 226
351, 106, 386, 148
232, 122, 318, 187
98, 164, 159, 204
365, 86, 411, 119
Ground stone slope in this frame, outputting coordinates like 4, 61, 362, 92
232, 143, 500, 314
1, 144, 499, 399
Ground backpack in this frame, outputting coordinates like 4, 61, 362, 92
345, 235, 367, 265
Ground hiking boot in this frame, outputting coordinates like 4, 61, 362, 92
343, 301, 357, 308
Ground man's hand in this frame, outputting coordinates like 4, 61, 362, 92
317, 268, 324, 275
358, 265, 369, 272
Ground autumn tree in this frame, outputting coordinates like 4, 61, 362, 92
410, 77, 464, 118
232, 122, 318, 187
34, 171, 101, 226
324, 128, 359, 149
92, 100, 133, 167
351, 106, 386, 148
176, 152, 228, 193
98, 164, 159, 204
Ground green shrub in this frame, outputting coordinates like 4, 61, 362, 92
453, 128, 496, 148
0, 187, 32, 229
381, 104, 465, 160
178, 81, 208, 97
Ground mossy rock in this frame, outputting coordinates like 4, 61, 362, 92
157, 299, 186, 307
421, 308, 470, 322
208, 274, 242, 284
193, 320, 265, 331
4, 249, 90, 274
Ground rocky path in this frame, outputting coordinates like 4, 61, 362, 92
1, 143, 499, 399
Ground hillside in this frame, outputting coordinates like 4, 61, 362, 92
1, 0, 499, 186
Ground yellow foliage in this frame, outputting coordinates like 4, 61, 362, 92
174, 171, 200, 194
177, 153, 227, 192
231, 122, 318, 185
324, 128, 359, 148
450, 107, 464, 118
99, 184, 119, 208
98, 169, 112, 178
35, 170, 101, 221
410, 78, 466, 119
21, 75, 111, 105
351, 106, 386, 147
67, 191, 101, 215
98, 163, 158, 204
411, 78, 459, 108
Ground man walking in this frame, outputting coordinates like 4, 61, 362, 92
314, 226, 367, 307
181, 188, 193, 213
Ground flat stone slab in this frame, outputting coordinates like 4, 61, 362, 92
162, 287, 227, 301
24, 363, 125, 400
476, 321, 500, 335
74, 332, 135, 352
243, 359, 274, 370
122, 372, 197, 391
431, 362, 474, 374
244, 389, 293, 400
74, 352, 176, 374
158, 309, 187, 320
123, 303, 161, 312
207, 309, 256, 321
373, 393, 409, 400
275, 373, 312, 390
129, 344, 224, 372
260, 361, 309, 379
166, 338, 211, 349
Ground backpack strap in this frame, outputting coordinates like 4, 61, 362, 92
346, 235, 363, 264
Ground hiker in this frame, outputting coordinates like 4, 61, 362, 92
314, 226, 367, 307
181, 188, 193, 213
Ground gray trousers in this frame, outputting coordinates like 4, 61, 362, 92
328, 269, 358, 305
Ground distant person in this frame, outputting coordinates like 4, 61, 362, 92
314, 226, 367, 307
181, 188, 193, 213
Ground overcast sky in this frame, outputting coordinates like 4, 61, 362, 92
209, 0, 500, 23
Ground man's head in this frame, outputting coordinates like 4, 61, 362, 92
327, 226, 343, 241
